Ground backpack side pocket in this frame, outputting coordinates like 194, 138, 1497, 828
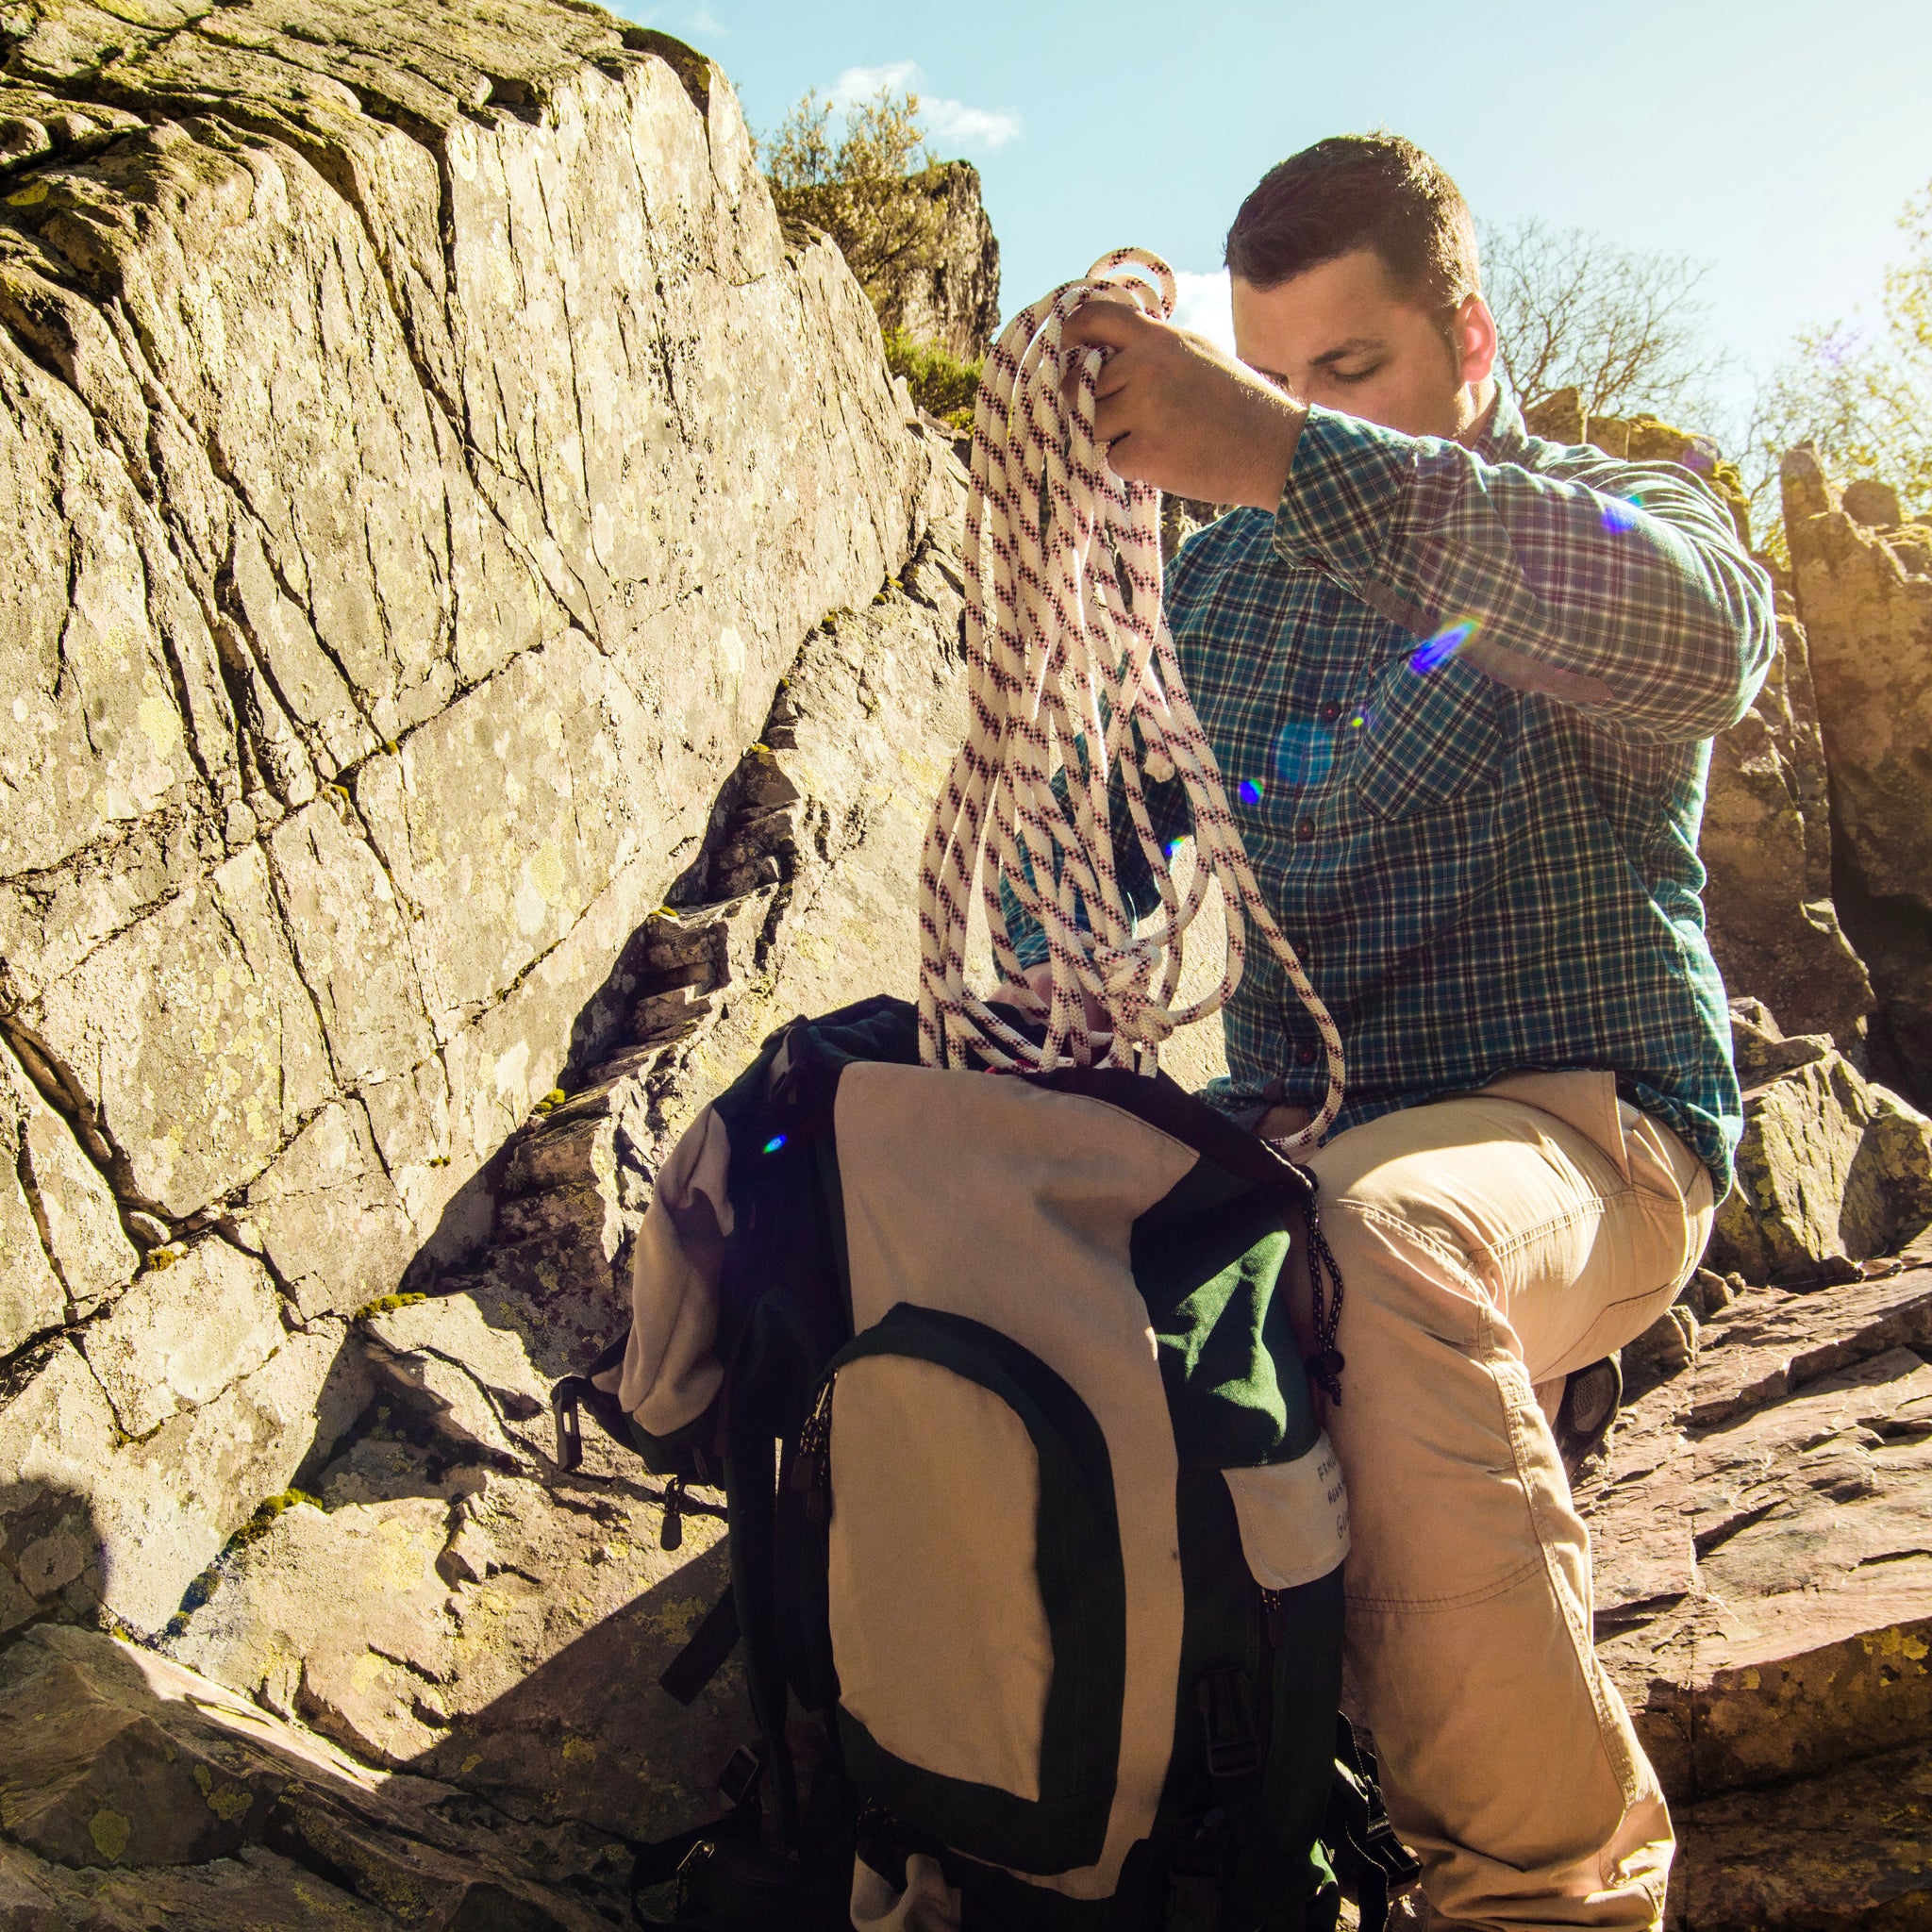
824, 1303, 1125, 1875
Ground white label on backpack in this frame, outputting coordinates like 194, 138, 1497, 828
1221, 1433, 1350, 1591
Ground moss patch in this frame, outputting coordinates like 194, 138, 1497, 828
352, 1291, 426, 1323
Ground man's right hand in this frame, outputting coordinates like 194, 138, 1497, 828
1059, 298, 1307, 509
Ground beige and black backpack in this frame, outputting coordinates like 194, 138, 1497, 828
554, 995, 1416, 1931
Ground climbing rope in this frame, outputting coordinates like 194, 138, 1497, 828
915, 248, 1346, 1153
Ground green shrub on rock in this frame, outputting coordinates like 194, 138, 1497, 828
883, 327, 983, 431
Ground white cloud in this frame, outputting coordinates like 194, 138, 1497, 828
827, 60, 1022, 153
1169, 269, 1236, 355
924, 97, 1024, 151
622, 2, 725, 39
827, 59, 918, 109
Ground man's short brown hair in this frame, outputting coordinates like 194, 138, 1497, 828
1224, 134, 1480, 311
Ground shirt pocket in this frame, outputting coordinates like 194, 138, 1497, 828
1351, 654, 1507, 819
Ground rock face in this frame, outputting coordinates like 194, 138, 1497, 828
1709, 1000, 1932, 1283
134, 516, 974, 1893
0, 0, 980, 1918
1698, 603, 1873, 1050
0, 461, 976, 1922
0, 0, 951, 1636
1783, 447, 1932, 1097
872, 158, 1000, 360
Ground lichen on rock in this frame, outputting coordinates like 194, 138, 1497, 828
0, 0, 968, 1913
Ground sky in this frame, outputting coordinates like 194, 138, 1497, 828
621, 0, 1932, 447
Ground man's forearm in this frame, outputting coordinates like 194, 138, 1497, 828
1272, 408, 1777, 742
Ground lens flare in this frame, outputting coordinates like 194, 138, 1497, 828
1411, 618, 1477, 674
1601, 494, 1642, 533
1273, 718, 1334, 790
761, 1134, 788, 1155
1237, 777, 1263, 805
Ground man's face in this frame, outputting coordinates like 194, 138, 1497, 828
1229, 247, 1495, 442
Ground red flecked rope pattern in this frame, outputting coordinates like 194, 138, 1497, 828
915, 248, 1345, 1152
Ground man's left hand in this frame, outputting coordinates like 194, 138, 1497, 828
1059, 300, 1307, 510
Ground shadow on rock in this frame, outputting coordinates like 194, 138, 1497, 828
0, 1485, 646, 1927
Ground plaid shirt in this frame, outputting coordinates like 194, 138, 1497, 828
1015, 390, 1775, 1192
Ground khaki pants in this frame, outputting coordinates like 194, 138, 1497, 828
1301, 1073, 1715, 1932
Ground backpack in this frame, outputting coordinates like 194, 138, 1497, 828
552, 995, 1419, 1930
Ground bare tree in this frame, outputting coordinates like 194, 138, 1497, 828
1745, 178, 1932, 537
1481, 218, 1728, 426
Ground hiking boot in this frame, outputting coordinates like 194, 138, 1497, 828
1555, 1353, 1623, 1475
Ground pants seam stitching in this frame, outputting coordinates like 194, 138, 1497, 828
1490, 1301, 1646, 1815
1342, 1551, 1549, 1613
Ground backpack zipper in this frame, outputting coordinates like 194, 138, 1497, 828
1259, 1585, 1288, 1650
790, 1376, 836, 1526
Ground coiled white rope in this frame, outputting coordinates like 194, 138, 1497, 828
914, 248, 1345, 1153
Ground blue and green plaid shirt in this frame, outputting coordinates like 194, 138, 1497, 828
1019, 391, 1775, 1192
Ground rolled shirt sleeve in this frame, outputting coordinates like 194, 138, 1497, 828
1272, 404, 1777, 743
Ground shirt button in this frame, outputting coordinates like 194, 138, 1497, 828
1296, 815, 1316, 841
1321, 702, 1341, 723
1298, 1045, 1318, 1066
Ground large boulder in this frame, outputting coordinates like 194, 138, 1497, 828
0, 8, 991, 1903
0, 0, 945, 1290
1707, 1000, 1932, 1284
1717, 1053, 1932, 1276
1784, 447, 1932, 1094
0, 0, 951, 1241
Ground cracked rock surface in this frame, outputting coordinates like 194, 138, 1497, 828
1783, 451, 1932, 1099
1586, 1250, 1932, 1926
1698, 595, 1873, 1052
83, 513, 986, 1921
0, 0, 945, 1624
0, 0, 964, 1917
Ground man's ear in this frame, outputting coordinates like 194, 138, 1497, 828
1455, 293, 1499, 388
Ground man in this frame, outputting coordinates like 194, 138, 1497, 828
1043, 137, 1774, 1928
